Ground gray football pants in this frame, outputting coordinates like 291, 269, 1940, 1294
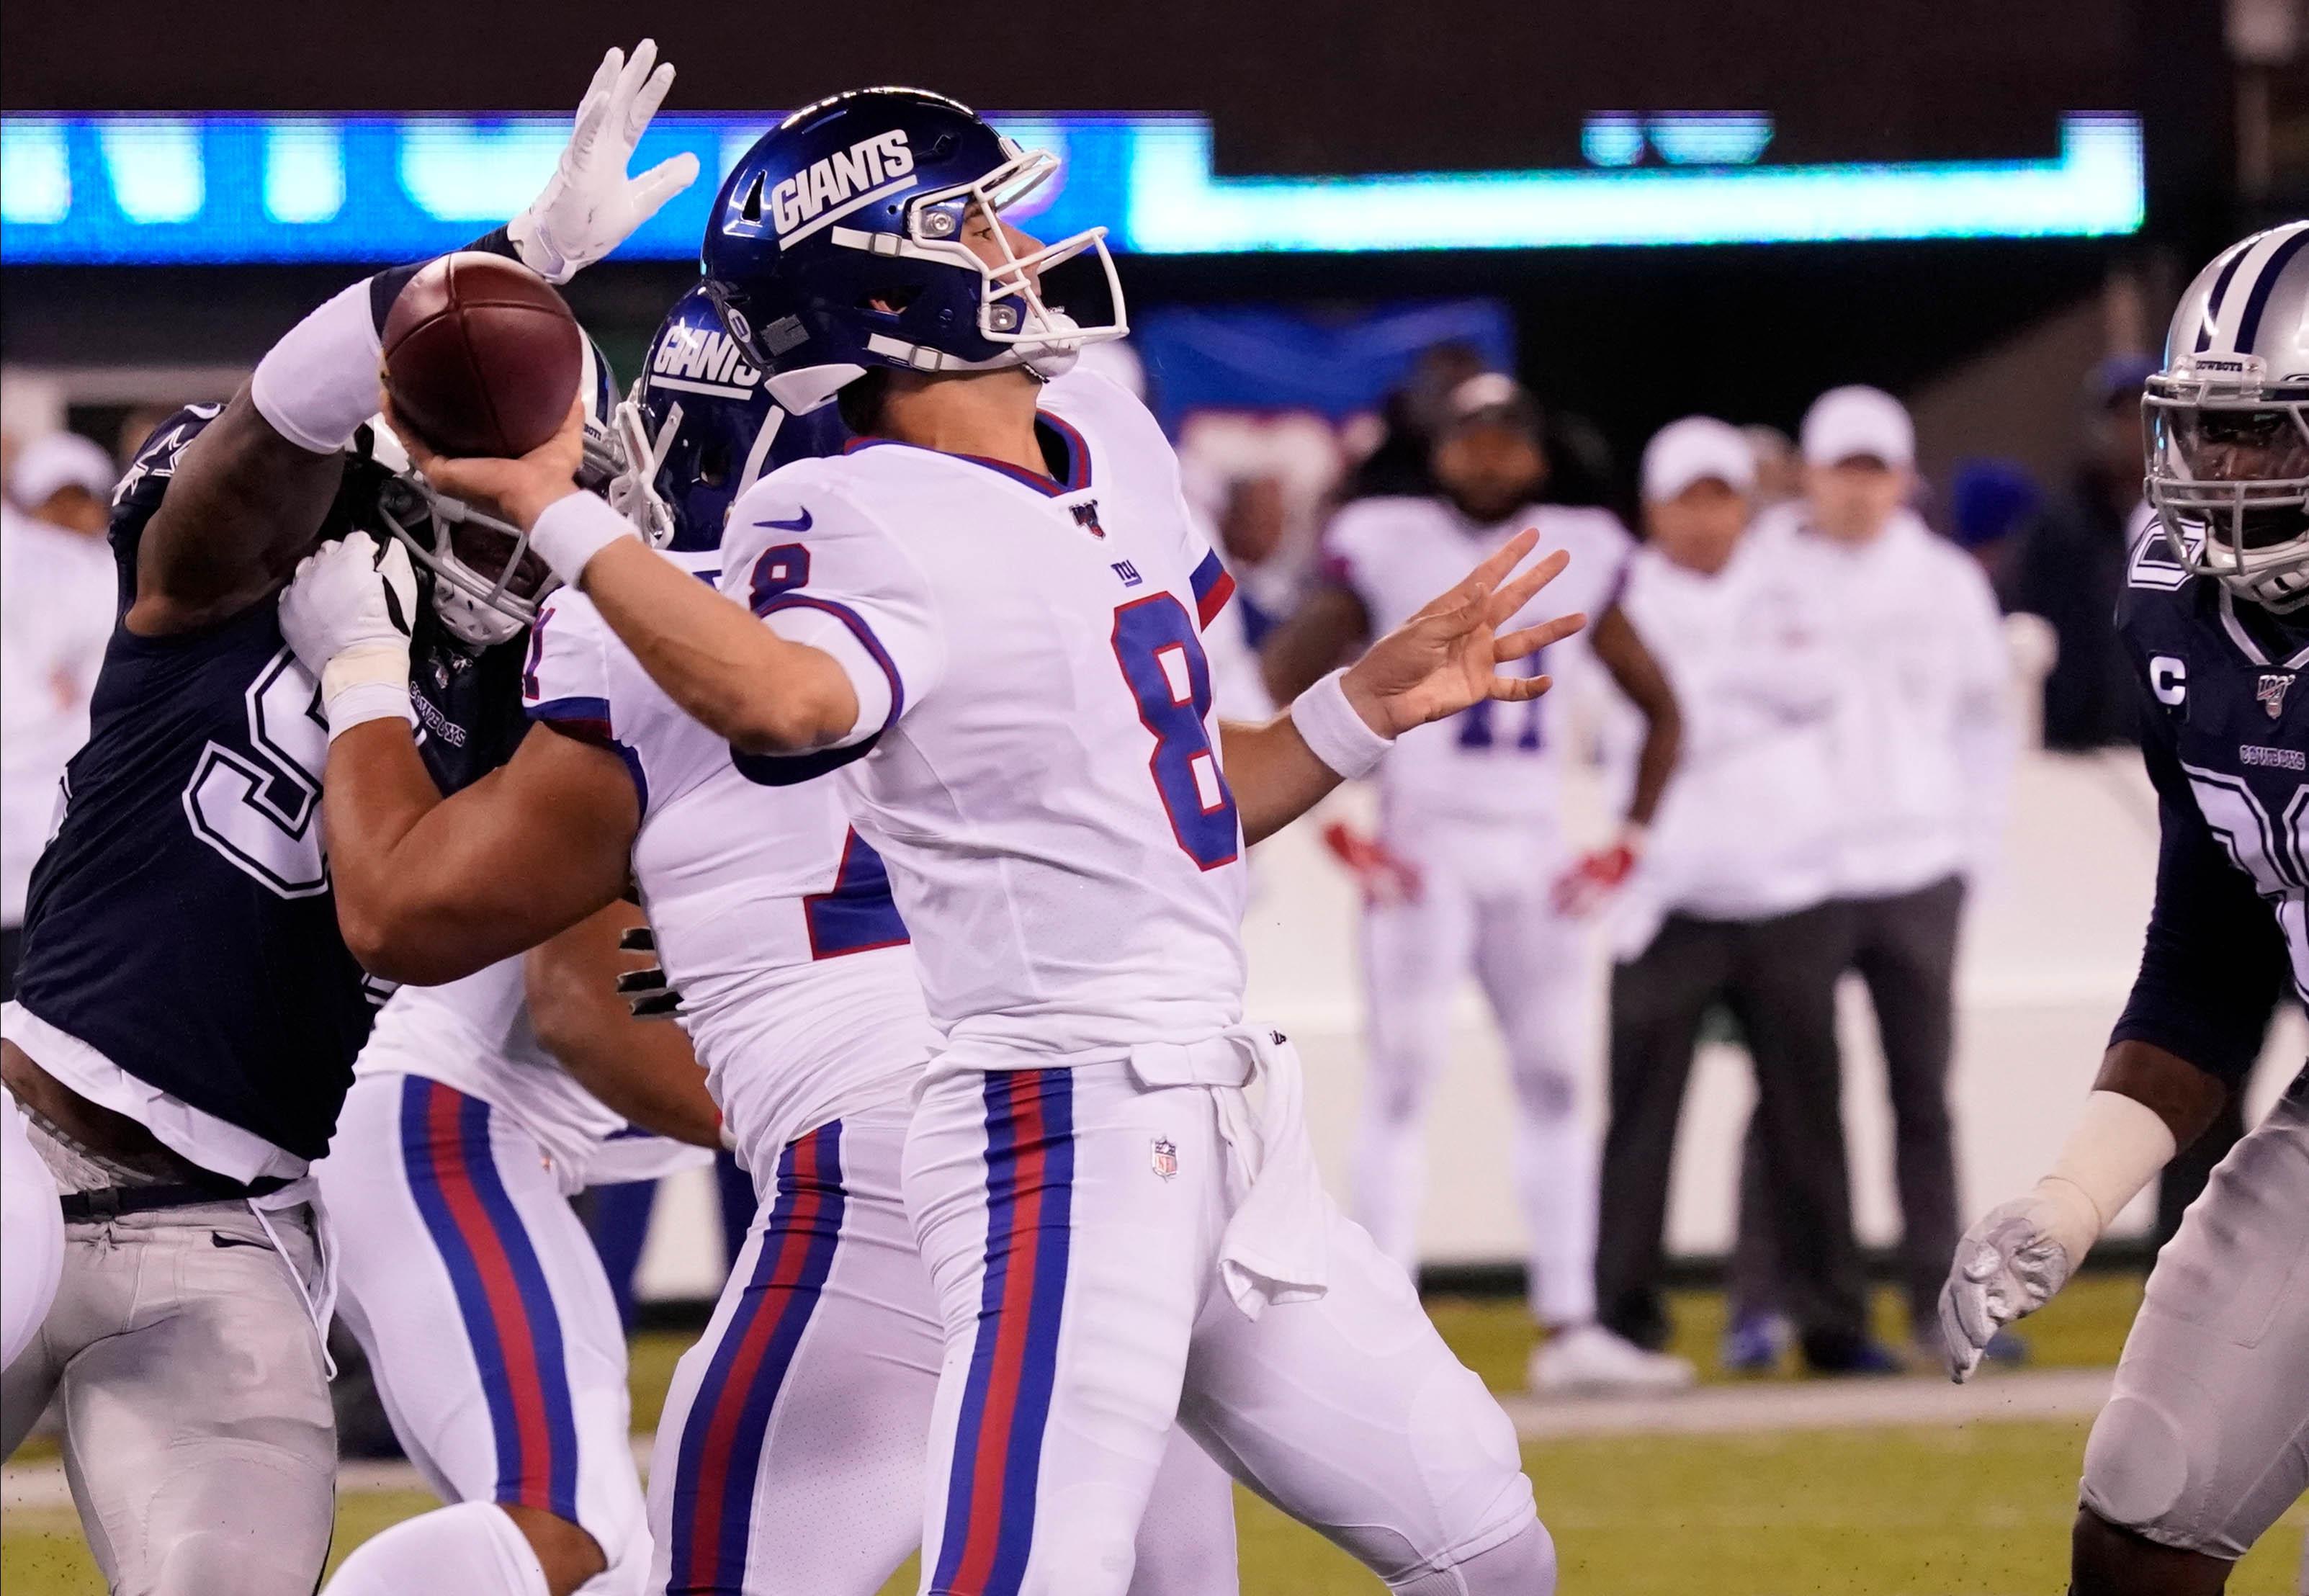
2080, 1075, 2309, 1563
0, 1198, 337, 1595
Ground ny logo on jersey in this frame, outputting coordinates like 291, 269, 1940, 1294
2259, 672, 2295, 719
1073, 501, 1106, 539
1111, 559, 1142, 588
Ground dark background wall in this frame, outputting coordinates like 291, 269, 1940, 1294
0, 0, 2241, 496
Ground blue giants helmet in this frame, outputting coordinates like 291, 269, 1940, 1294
699, 87, 1126, 416
609, 285, 850, 552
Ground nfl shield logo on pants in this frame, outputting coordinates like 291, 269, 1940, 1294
1150, 1137, 1178, 1180
2260, 673, 2295, 719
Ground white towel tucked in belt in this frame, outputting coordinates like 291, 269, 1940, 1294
1129, 1022, 1330, 1319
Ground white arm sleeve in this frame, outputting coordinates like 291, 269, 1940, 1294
249, 278, 387, 454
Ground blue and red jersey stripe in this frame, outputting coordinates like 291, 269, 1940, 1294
928, 1068, 1075, 1596
398, 1077, 580, 1523
666, 1121, 848, 1595
1191, 550, 1236, 630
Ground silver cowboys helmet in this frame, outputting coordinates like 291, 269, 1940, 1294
2146, 219, 2309, 611
364, 333, 622, 647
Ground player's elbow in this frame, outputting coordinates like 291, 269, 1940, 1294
716, 682, 854, 757
720, 699, 825, 756
337, 900, 482, 987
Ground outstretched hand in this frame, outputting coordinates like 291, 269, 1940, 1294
508, 40, 701, 283
1342, 529, 1585, 739
387, 393, 588, 532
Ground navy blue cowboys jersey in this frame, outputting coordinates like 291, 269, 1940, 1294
11, 406, 529, 1163
2110, 530, 2304, 1090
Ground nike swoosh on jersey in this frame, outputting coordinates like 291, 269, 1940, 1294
757, 510, 814, 532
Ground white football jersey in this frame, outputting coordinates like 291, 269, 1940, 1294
1324, 497, 1633, 828
354, 956, 703, 1194
526, 548, 935, 1162
719, 369, 1248, 1068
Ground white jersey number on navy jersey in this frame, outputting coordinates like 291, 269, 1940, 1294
181, 646, 330, 898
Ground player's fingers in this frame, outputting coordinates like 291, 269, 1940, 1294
630, 152, 701, 214
627, 60, 677, 141
614, 38, 658, 115
1487, 671, 1553, 703
1494, 611, 1587, 663
1936, 1288, 1977, 1384
1468, 526, 1541, 591
1947, 1260, 2004, 1348
1409, 530, 1534, 622
1484, 547, 1571, 625
380, 393, 439, 470
1430, 529, 1540, 615
575, 47, 622, 128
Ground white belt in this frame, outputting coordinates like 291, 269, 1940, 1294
1128, 1023, 1330, 1320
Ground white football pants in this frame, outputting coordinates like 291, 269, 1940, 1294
320, 1072, 650, 1592
1350, 816, 1597, 1323
905, 1045, 1546, 1596
648, 1102, 1240, 1595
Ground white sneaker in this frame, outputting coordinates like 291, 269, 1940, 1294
1528, 1324, 1698, 1396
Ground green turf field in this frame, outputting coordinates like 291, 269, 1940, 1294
6, 1282, 2304, 1594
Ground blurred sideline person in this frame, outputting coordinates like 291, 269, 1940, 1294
1940, 220, 2309, 1596
0, 432, 118, 998
1734, 386, 2014, 1366
1741, 424, 1802, 508
2007, 354, 2160, 751
1266, 375, 1693, 1393
1592, 418, 1880, 1372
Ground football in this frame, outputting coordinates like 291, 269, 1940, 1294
380, 251, 583, 459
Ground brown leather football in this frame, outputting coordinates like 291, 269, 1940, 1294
380, 252, 583, 458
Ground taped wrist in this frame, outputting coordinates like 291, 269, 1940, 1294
318, 645, 414, 741
1291, 668, 1392, 779
251, 278, 387, 455
2035, 1090, 2179, 1262
529, 491, 637, 586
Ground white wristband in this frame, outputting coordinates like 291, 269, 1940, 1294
529, 491, 638, 586
318, 646, 415, 741
1291, 668, 1392, 779
2035, 1089, 2179, 1260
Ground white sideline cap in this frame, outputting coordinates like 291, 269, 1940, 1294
1800, 385, 1914, 468
1642, 415, 1755, 501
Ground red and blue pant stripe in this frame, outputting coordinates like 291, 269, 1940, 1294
398, 1077, 580, 1523
665, 1121, 847, 1595
929, 1069, 1075, 1596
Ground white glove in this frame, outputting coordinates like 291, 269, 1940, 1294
1936, 1184, 2093, 1384
279, 532, 418, 738
507, 40, 700, 284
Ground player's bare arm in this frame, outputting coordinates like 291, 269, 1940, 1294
324, 716, 640, 985
128, 41, 694, 639
1590, 604, 1682, 828
404, 405, 864, 755
1260, 583, 1372, 705
525, 901, 723, 1148
1226, 536, 1582, 845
